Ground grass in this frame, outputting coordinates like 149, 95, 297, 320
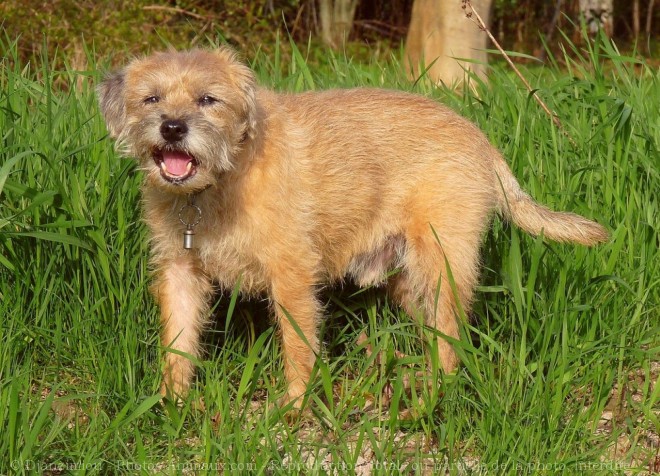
1, 33, 658, 475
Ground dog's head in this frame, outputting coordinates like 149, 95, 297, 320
98, 48, 257, 194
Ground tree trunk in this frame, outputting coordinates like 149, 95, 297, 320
404, 0, 492, 85
578, 0, 614, 36
319, 0, 359, 49
633, 0, 640, 38
538, 0, 564, 60
647, 0, 656, 38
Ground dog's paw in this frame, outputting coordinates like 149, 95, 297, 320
271, 392, 313, 423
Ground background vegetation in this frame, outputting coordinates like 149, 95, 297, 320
0, 2, 658, 475
1, 0, 658, 69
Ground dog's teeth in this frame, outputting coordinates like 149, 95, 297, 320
160, 161, 168, 173
186, 162, 193, 173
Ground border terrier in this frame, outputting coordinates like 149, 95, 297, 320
98, 48, 608, 407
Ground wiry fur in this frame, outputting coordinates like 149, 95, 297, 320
98, 48, 608, 407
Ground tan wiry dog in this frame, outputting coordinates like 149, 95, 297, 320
98, 48, 608, 407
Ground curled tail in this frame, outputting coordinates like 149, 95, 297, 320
493, 154, 609, 246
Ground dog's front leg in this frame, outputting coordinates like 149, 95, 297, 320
151, 256, 212, 401
271, 274, 320, 409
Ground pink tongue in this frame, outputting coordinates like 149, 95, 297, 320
163, 151, 193, 176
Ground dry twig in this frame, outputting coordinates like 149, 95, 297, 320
143, 5, 208, 21
461, 0, 577, 147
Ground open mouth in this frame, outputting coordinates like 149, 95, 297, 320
153, 149, 198, 184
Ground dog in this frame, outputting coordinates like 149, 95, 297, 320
98, 48, 608, 408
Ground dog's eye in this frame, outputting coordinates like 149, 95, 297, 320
143, 96, 160, 104
198, 95, 219, 107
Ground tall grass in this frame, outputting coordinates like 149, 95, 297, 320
1, 33, 658, 474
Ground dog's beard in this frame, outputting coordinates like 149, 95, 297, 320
117, 118, 236, 193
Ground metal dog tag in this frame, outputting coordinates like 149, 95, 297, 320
183, 226, 195, 249
178, 195, 202, 250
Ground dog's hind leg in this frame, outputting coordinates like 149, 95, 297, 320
392, 209, 485, 375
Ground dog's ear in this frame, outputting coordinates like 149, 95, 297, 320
97, 70, 126, 139
234, 63, 258, 142
213, 48, 259, 141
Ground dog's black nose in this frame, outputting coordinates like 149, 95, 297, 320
160, 119, 188, 142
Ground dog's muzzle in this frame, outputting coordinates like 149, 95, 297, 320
153, 119, 198, 184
